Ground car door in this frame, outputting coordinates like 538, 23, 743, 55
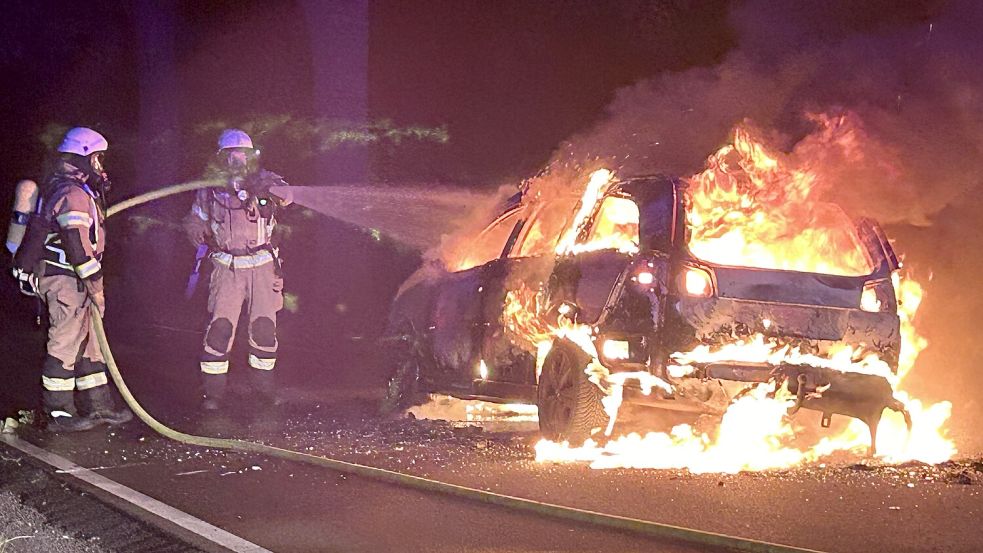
478, 198, 575, 390
429, 206, 526, 391
549, 193, 642, 325
549, 178, 678, 350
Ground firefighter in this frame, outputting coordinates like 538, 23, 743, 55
183, 129, 292, 411
18, 127, 133, 432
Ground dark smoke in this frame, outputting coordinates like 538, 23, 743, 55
548, 0, 983, 449
559, 2, 982, 222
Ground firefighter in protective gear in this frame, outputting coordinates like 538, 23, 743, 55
183, 129, 292, 410
33, 127, 133, 432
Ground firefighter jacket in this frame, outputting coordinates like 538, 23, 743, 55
183, 170, 288, 269
40, 161, 106, 281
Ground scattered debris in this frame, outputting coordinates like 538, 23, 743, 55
16, 411, 34, 427
948, 471, 976, 485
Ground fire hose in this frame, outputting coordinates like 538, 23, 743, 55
90, 181, 828, 553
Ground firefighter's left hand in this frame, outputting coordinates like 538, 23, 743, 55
265, 173, 292, 206
269, 187, 293, 206
83, 275, 106, 317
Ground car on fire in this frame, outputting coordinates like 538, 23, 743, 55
385, 173, 909, 452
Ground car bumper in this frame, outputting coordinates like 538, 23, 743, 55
663, 296, 902, 368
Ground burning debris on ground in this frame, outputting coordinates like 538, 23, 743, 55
277, 403, 980, 489
50, 393, 981, 490
10, 386, 982, 491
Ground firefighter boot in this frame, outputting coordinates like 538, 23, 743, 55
248, 368, 282, 407
202, 373, 228, 411
43, 388, 98, 433
45, 409, 100, 433
82, 383, 134, 426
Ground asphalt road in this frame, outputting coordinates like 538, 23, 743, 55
2, 309, 982, 553
7, 430, 717, 553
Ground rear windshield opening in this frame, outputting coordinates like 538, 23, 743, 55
687, 202, 875, 276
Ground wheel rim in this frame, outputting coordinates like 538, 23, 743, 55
540, 349, 579, 435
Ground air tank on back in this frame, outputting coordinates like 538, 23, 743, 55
6, 179, 38, 256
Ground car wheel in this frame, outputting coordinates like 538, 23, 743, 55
536, 340, 609, 445
380, 322, 429, 415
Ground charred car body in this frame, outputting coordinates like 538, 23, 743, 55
387, 175, 909, 453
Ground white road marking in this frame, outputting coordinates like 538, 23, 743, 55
1, 434, 272, 553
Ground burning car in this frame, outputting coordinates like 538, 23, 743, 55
385, 143, 913, 454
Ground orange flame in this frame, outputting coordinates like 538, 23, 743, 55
687, 128, 873, 276
535, 383, 808, 473
529, 125, 953, 470
555, 169, 641, 255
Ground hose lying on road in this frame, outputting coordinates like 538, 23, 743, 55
89, 181, 828, 553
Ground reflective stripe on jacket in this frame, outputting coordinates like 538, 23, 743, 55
41, 162, 105, 279
211, 249, 276, 270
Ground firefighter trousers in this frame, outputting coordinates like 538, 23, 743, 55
38, 274, 113, 415
200, 258, 283, 399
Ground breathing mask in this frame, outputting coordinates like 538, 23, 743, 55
220, 147, 260, 179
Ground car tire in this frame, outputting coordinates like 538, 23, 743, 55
536, 340, 609, 445
380, 322, 429, 415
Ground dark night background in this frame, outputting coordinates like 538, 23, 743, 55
0, 0, 733, 350
2, 1, 982, 437
0, 0, 733, 188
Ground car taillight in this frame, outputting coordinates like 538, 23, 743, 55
861, 281, 885, 312
601, 339, 631, 360
683, 266, 714, 297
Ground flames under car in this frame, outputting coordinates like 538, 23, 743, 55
385, 175, 909, 454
